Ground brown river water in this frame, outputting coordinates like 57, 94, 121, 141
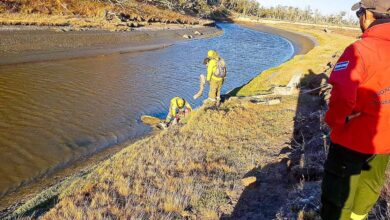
0, 23, 295, 201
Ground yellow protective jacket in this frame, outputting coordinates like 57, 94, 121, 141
207, 56, 224, 82
166, 97, 192, 122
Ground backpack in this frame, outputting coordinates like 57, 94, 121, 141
214, 58, 227, 78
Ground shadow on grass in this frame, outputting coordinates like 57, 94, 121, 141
222, 161, 290, 219
222, 70, 331, 219
16, 195, 59, 219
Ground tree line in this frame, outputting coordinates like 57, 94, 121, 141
134, 0, 357, 25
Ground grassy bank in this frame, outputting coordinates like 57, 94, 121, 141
235, 20, 357, 96
6, 22, 361, 219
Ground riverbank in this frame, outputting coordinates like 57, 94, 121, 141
0, 0, 219, 66
0, 0, 209, 30
2, 21, 359, 219
0, 23, 221, 212
0, 24, 221, 65
235, 20, 358, 96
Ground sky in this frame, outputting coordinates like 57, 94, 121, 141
257, 0, 358, 15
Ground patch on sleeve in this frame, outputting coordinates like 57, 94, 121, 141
334, 61, 350, 72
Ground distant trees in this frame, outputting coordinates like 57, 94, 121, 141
255, 5, 356, 25
223, 0, 260, 15
117, 0, 358, 25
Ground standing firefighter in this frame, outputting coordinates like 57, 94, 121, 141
165, 97, 192, 126
206, 50, 227, 105
322, 1, 390, 220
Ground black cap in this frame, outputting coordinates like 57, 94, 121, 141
352, 0, 390, 14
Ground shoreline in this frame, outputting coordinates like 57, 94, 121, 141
0, 23, 221, 212
0, 24, 222, 66
1, 21, 322, 217
0, 20, 314, 66
236, 21, 317, 55
226, 20, 317, 96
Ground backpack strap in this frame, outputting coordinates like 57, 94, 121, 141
211, 57, 219, 78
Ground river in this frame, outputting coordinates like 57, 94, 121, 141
0, 23, 294, 199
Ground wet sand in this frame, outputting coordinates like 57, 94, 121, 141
0, 25, 222, 65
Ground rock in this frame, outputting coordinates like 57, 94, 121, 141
127, 22, 138, 28
61, 27, 71, 32
241, 176, 257, 186
273, 74, 302, 95
137, 16, 144, 22
182, 34, 193, 39
266, 99, 281, 105
105, 10, 116, 21
118, 13, 131, 22
323, 28, 332, 33
194, 30, 203, 35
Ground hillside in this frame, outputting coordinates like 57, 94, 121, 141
0, 0, 209, 31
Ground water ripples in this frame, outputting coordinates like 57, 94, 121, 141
0, 23, 294, 197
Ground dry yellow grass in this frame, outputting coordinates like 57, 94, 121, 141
0, 0, 203, 30
9, 22, 359, 219
37, 98, 297, 219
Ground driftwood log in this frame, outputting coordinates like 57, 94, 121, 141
193, 74, 206, 100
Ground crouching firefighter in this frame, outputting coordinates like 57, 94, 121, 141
164, 97, 192, 127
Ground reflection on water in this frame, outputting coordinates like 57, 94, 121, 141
0, 23, 294, 197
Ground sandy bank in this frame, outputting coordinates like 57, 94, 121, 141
0, 25, 222, 65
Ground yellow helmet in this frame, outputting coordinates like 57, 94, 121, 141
177, 97, 185, 108
207, 50, 218, 58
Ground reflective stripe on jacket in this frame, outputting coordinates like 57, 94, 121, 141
325, 22, 390, 154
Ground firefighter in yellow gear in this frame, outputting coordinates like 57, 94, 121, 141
206, 50, 226, 104
165, 97, 192, 125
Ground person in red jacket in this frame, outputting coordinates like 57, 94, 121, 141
322, 1, 390, 219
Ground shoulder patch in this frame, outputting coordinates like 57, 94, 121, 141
334, 61, 350, 72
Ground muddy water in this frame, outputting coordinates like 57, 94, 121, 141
0, 23, 294, 198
